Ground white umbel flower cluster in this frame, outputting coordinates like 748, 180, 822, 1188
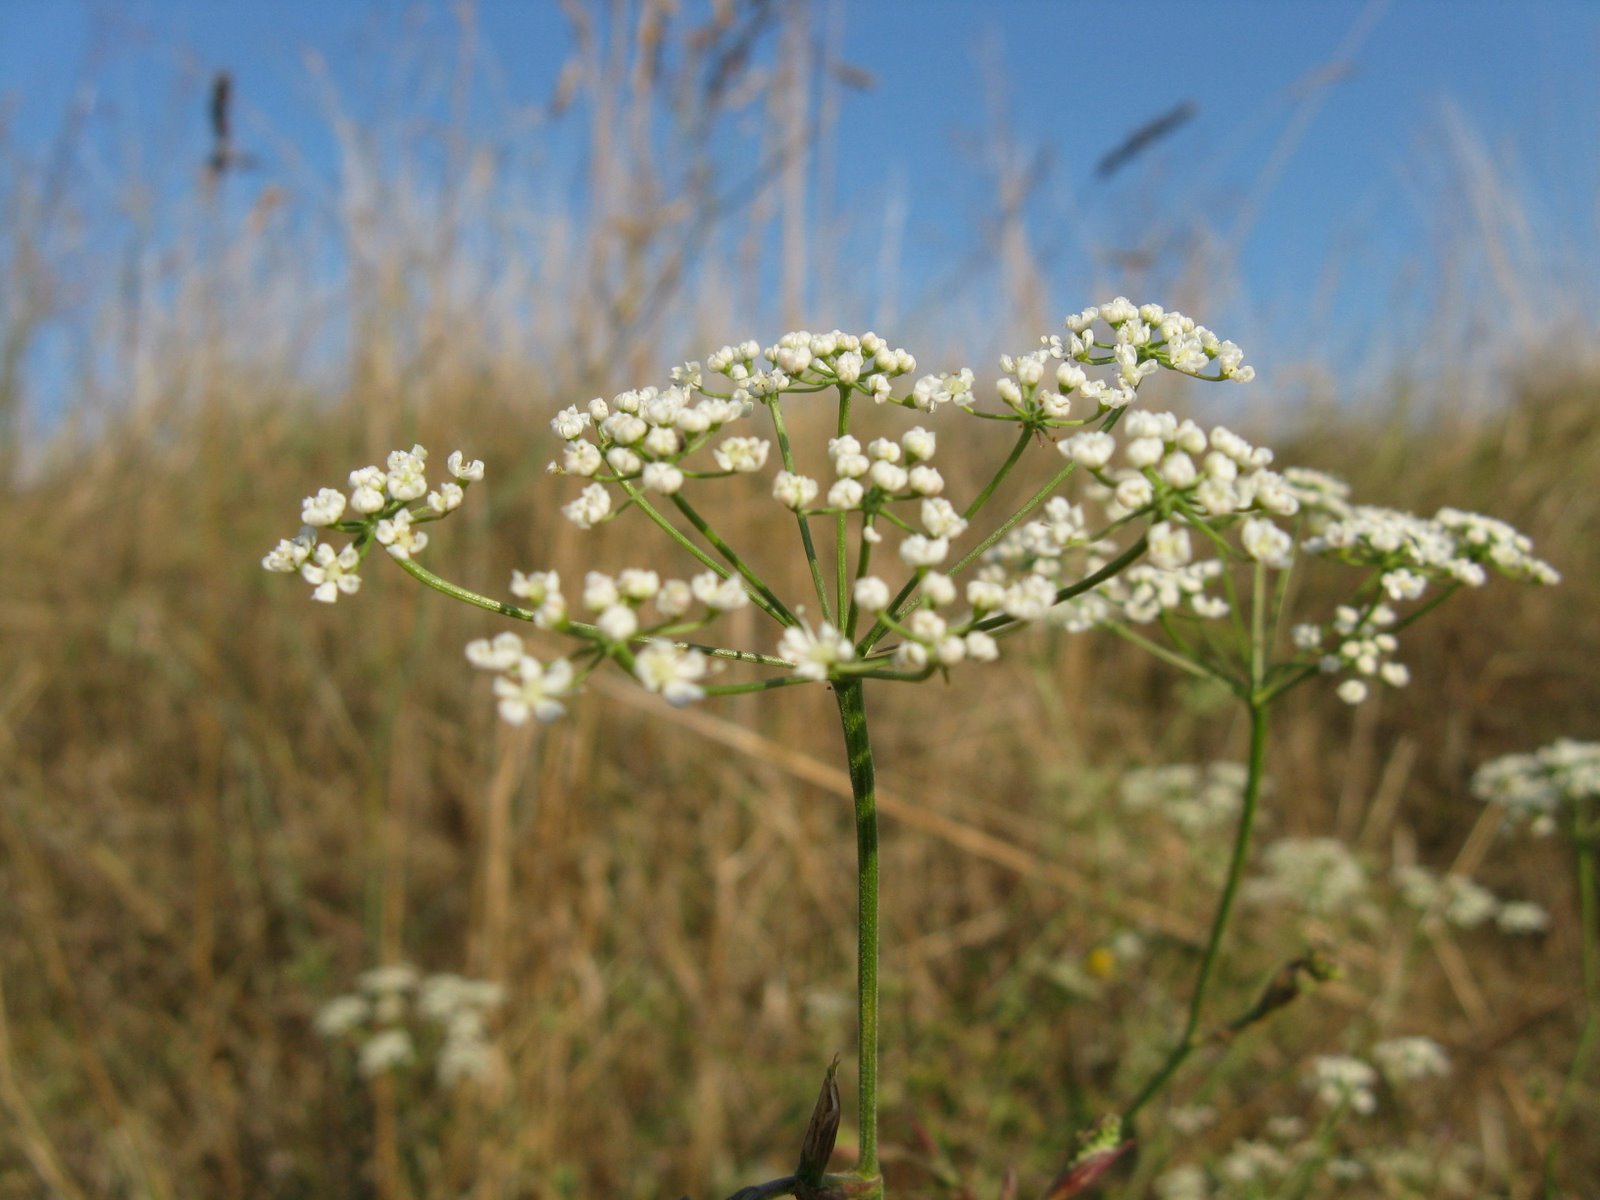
315, 965, 506, 1087
1473, 738, 1600, 835
1306, 1054, 1379, 1115
261, 443, 484, 603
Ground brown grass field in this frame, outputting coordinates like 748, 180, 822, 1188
1, 7, 1597, 1198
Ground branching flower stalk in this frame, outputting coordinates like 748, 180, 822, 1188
263, 300, 1557, 1196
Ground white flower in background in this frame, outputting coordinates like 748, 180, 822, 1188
465, 631, 524, 671
1496, 900, 1550, 934
301, 544, 362, 603
1248, 837, 1367, 915
359, 1029, 415, 1078
314, 994, 370, 1038
1240, 517, 1293, 568
1153, 1165, 1210, 1200
690, 571, 749, 611
1307, 1055, 1379, 1114
854, 576, 892, 613
510, 570, 566, 628
447, 451, 485, 482
713, 436, 770, 473
1373, 1037, 1452, 1083
562, 483, 612, 528
1473, 739, 1600, 833
494, 657, 577, 725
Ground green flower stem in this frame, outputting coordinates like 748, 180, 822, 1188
390, 557, 781, 669
833, 679, 883, 1194
616, 480, 792, 625
968, 536, 1151, 640
961, 428, 1032, 521
1106, 624, 1239, 691
947, 458, 1078, 579
1258, 581, 1464, 705
669, 492, 798, 626
836, 385, 854, 623
1122, 698, 1269, 1124
1250, 560, 1268, 692
845, 522, 877, 640
1544, 820, 1600, 1197
764, 396, 833, 623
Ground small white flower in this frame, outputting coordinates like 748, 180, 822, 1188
854, 576, 892, 613
713, 436, 770, 473
510, 570, 566, 627
385, 445, 429, 502
777, 621, 855, 680
899, 535, 949, 567
633, 641, 709, 706
314, 994, 369, 1038
551, 405, 590, 439
349, 466, 388, 513
596, 605, 639, 643
1063, 431, 1115, 470
869, 461, 908, 492
1241, 517, 1293, 569
1373, 1037, 1451, 1083
494, 657, 576, 724
428, 482, 464, 513
605, 447, 642, 476
466, 632, 524, 671
690, 571, 749, 611
1337, 679, 1369, 705
641, 462, 684, 494
562, 483, 612, 528
827, 478, 865, 510
358, 1029, 415, 1078
773, 471, 820, 510
447, 451, 485, 482
922, 572, 957, 606
302, 487, 347, 526
1497, 900, 1550, 934
1307, 1055, 1378, 1114
901, 427, 936, 461
262, 537, 311, 573
301, 544, 362, 603
1147, 521, 1192, 570
920, 498, 968, 539
964, 631, 999, 661
907, 465, 944, 496
374, 509, 429, 560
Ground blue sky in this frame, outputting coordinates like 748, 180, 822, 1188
3, 0, 1598, 410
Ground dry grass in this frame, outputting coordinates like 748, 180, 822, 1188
2, 6, 1599, 1197
0, 359, 1595, 1198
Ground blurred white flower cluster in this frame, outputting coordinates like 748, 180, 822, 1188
1118, 762, 1249, 835
1473, 737, 1600, 836
314, 964, 505, 1086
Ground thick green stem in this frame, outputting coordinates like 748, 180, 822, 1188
1123, 699, 1269, 1123
833, 680, 882, 1192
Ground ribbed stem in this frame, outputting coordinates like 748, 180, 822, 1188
833, 680, 882, 1193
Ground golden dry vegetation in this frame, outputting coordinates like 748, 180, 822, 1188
1, 6, 1597, 1198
